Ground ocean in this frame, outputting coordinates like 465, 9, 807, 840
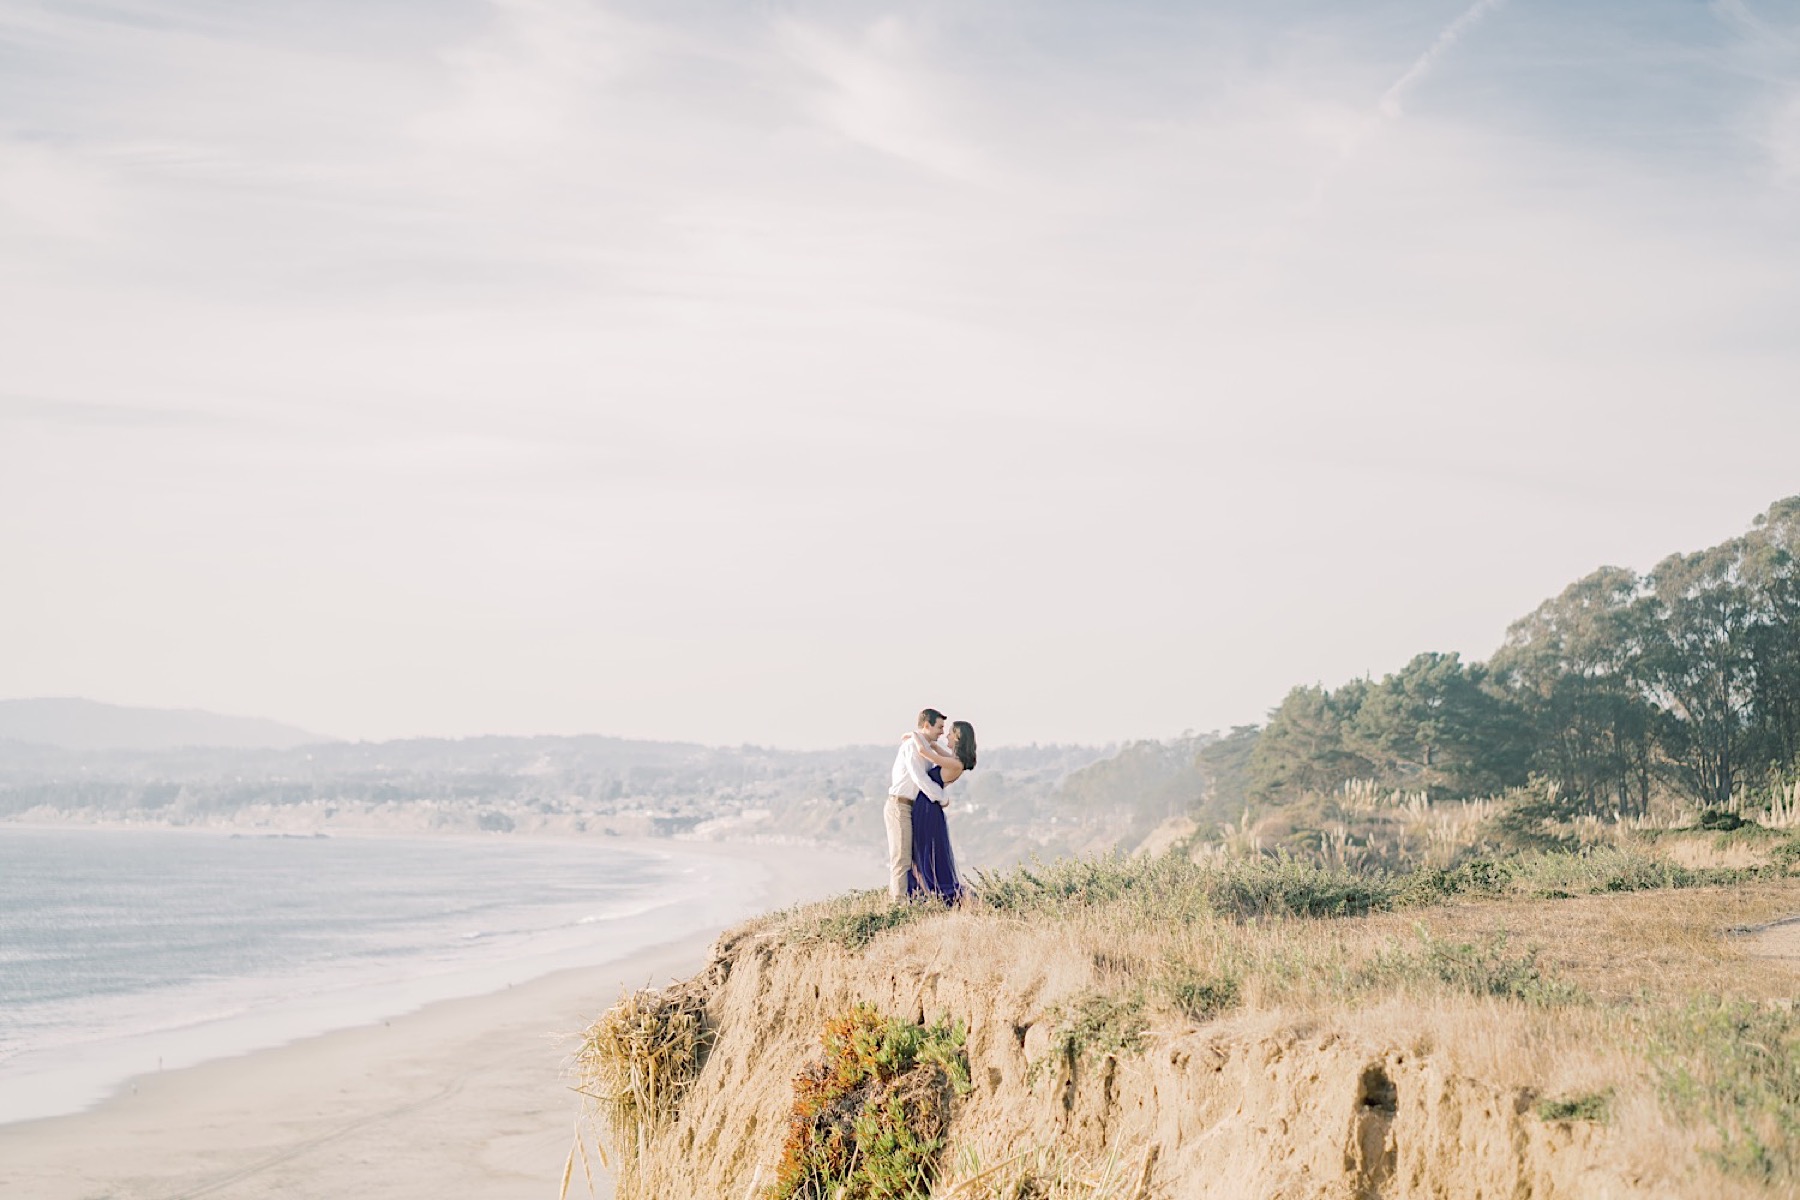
0, 825, 764, 1125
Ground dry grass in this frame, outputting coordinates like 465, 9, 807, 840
965, 863, 1800, 1018
1422, 883, 1800, 1004
571, 984, 709, 1187
806, 860, 1800, 1195
1664, 837, 1777, 870
1191, 777, 1800, 877
937, 1143, 1160, 1200
610, 826, 1800, 1199
1765, 782, 1800, 831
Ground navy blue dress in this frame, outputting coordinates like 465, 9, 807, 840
908, 764, 962, 903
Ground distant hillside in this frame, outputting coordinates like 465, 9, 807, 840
0, 703, 1236, 863
0, 727, 1158, 866
0, 698, 328, 751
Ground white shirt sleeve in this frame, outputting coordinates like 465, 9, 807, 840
900, 739, 946, 806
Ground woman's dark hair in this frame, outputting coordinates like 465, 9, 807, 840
951, 721, 977, 772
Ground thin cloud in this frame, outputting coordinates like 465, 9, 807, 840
1299, 0, 1507, 214
1712, 0, 1800, 187
1712, 0, 1794, 49
416, 0, 649, 152
1379, 0, 1507, 119
772, 15, 992, 184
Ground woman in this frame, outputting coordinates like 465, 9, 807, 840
905, 720, 976, 903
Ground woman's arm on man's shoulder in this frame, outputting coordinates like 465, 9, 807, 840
905, 730, 960, 769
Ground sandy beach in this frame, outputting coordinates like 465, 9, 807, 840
0, 838, 873, 1200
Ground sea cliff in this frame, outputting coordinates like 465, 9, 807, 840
577, 842, 1800, 1199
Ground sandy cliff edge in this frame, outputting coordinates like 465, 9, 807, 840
599, 881, 1800, 1200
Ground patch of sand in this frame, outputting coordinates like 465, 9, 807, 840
1745, 914, 1800, 967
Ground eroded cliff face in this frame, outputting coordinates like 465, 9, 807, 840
609, 909, 1677, 1200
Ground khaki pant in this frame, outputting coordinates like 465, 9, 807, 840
884, 796, 914, 900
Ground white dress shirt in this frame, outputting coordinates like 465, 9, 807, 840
889, 735, 946, 806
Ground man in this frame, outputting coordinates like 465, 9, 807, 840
886, 708, 948, 900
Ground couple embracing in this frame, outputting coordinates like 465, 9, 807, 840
885, 708, 977, 904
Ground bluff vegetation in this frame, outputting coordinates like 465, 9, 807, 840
1198, 496, 1800, 828
571, 497, 1800, 1200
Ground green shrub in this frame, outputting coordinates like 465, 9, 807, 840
1497, 848, 1756, 897
971, 852, 1395, 924
1394, 847, 1762, 904
1158, 962, 1240, 1022
1391, 858, 1515, 906
1536, 1090, 1612, 1123
772, 1005, 969, 1200
787, 890, 943, 951
1769, 835, 1800, 869
971, 854, 1196, 917
1364, 928, 1581, 1007
968, 842, 1769, 935
1029, 990, 1148, 1086
1652, 997, 1800, 1181
1203, 855, 1392, 918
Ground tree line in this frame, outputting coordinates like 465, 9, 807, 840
1230, 497, 1800, 814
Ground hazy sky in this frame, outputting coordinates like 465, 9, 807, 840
4, 0, 1799, 748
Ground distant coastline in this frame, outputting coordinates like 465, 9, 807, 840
0, 805, 836, 845
0, 726, 1152, 868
